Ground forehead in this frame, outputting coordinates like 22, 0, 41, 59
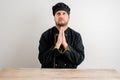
56, 10, 67, 14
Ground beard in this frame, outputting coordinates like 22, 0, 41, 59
55, 20, 68, 27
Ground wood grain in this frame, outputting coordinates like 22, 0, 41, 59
0, 68, 120, 80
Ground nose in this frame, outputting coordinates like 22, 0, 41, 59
59, 13, 64, 18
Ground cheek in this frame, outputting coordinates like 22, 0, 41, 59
65, 16, 69, 21
54, 17, 58, 22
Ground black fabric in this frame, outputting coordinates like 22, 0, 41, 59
38, 27, 85, 68
52, 2, 70, 16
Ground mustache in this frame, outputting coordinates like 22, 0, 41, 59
58, 18, 64, 20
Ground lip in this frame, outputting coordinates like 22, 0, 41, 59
58, 20, 64, 23
58, 18, 64, 21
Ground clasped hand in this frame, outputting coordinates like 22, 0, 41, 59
55, 27, 68, 50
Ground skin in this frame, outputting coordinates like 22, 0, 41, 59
54, 10, 70, 50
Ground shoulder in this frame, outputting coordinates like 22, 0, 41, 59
41, 27, 55, 37
68, 27, 83, 42
68, 27, 81, 37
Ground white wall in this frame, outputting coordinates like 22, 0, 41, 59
0, 0, 120, 72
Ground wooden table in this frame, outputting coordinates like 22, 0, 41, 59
0, 68, 120, 80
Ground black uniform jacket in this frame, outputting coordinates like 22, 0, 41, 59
38, 27, 84, 68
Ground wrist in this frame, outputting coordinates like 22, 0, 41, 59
63, 43, 68, 50
55, 44, 60, 49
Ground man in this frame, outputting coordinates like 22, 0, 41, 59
38, 2, 84, 68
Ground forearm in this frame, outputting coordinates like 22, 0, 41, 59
63, 45, 84, 65
38, 46, 60, 66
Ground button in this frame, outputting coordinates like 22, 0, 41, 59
65, 34, 67, 36
64, 64, 66, 66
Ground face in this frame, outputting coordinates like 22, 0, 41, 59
54, 10, 69, 27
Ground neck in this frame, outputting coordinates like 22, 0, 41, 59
56, 26, 68, 31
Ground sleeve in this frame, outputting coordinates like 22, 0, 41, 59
38, 33, 60, 67
63, 33, 85, 65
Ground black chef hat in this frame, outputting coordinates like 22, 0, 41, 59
52, 2, 70, 16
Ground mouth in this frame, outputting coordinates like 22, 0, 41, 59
58, 21, 64, 25
58, 19, 64, 22
58, 19, 65, 22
